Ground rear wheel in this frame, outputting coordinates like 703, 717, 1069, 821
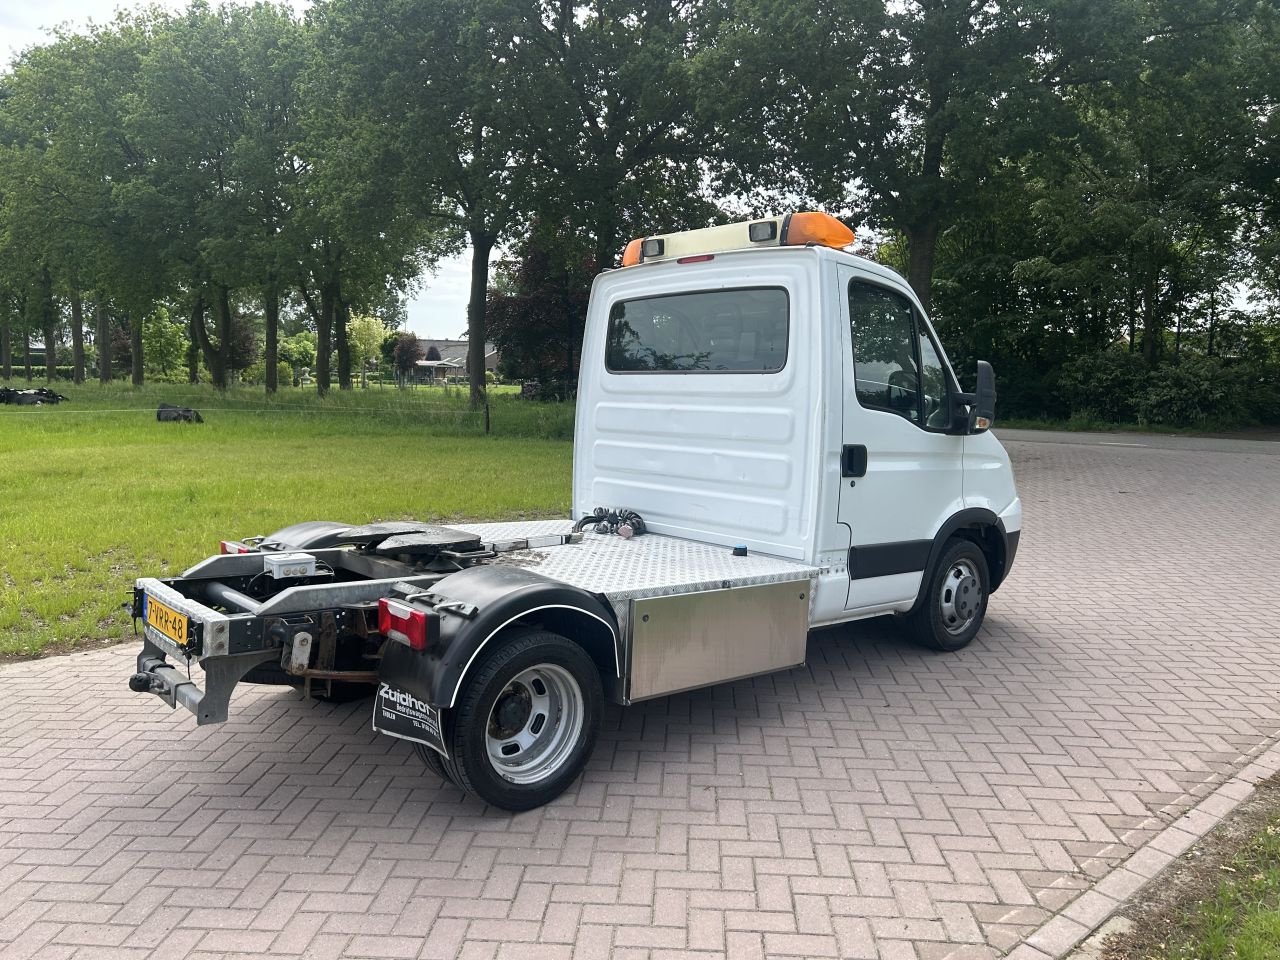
905, 538, 989, 652
415, 742, 451, 782
442, 628, 602, 811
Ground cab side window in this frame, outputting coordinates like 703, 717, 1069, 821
849, 280, 951, 430
849, 282, 920, 422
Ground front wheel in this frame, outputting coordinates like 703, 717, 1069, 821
905, 539, 989, 652
442, 628, 602, 811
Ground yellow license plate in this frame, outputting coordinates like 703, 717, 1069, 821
145, 596, 189, 647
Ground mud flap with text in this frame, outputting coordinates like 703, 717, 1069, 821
372, 681, 448, 758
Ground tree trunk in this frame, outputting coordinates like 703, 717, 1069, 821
0, 310, 10, 380
189, 289, 212, 384
38, 269, 57, 383
69, 290, 85, 383
264, 283, 280, 393
1126, 250, 1137, 352
1207, 289, 1217, 356
904, 221, 940, 316
466, 232, 495, 408
1141, 264, 1160, 367
336, 294, 352, 390
206, 286, 231, 389
130, 311, 144, 386
96, 297, 112, 383
317, 281, 334, 396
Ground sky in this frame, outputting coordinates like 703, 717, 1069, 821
1, 0, 479, 340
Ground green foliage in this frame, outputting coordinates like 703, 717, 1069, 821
391, 331, 422, 381
142, 308, 188, 376
279, 331, 317, 370
0, 0, 1276, 420
1057, 350, 1150, 423
1135, 358, 1249, 427
487, 222, 594, 383
1057, 351, 1278, 427
243, 359, 296, 387
347, 314, 387, 381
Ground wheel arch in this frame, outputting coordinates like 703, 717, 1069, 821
376, 565, 621, 712
910, 508, 1010, 613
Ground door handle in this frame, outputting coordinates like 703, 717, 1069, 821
842, 445, 867, 478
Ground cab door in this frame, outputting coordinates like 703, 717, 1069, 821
835, 266, 966, 612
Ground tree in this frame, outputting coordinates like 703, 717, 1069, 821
317, 0, 553, 408
126, 4, 302, 390
519, 0, 721, 271
391, 331, 422, 386
486, 221, 593, 383
279, 330, 317, 375
700, 0, 1080, 313
143, 306, 189, 377
347, 313, 388, 385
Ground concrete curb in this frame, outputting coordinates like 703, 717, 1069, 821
1000, 735, 1280, 960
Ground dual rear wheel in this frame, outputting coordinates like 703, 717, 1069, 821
415, 628, 602, 811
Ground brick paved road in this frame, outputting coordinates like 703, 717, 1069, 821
3, 437, 1279, 960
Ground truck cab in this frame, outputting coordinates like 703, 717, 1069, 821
576, 212, 1020, 631
128, 212, 1020, 812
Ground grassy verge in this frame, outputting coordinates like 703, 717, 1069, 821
1157, 823, 1280, 960
0, 381, 573, 659
1103, 774, 1280, 960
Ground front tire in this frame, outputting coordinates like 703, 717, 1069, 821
905, 538, 989, 652
442, 628, 602, 811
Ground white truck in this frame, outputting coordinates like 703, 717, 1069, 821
129, 212, 1021, 811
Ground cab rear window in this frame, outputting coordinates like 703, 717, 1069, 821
606, 287, 789, 373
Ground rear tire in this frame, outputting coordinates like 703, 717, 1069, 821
442, 628, 602, 812
905, 538, 989, 652
415, 742, 451, 782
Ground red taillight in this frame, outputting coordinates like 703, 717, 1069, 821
219, 540, 253, 554
378, 598, 433, 651
677, 254, 714, 264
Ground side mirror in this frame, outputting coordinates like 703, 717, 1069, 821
946, 361, 997, 435
969, 360, 996, 433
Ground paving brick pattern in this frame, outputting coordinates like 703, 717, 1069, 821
3, 438, 1279, 960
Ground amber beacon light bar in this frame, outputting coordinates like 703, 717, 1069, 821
621, 211, 855, 267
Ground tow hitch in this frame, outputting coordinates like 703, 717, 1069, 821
129, 639, 278, 724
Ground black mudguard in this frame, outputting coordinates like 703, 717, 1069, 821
373, 565, 620, 755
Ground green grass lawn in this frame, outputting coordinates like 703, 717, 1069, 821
1161, 820, 1280, 960
0, 382, 573, 658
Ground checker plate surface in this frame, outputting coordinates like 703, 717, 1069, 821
452, 519, 817, 601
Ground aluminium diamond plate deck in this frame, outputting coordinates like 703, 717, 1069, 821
451, 518, 818, 601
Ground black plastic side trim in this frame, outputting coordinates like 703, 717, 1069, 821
849, 540, 931, 580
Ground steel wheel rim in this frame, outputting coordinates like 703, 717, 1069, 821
939, 558, 981, 635
485, 663, 584, 785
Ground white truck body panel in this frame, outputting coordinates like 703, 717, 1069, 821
574, 249, 824, 562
